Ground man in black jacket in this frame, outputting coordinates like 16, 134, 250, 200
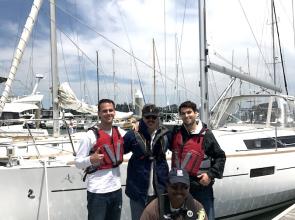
124, 104, 171, 220
171, 101, 226, 220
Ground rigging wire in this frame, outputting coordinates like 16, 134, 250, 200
177, 46, 188, 100
213, 50, 274, 95
207, 55, 218, 103
254, 1, 268, 81
177, 0, 188, 65
293, 0, 295, 48
277, 0, 295, 48
238, 0, 273, 81
43, 2, 115, 104
172, 0, 189, 102
163, 0, 167, 106
154, 39, 167, 102
273, 1, 288, 94
53, 1, 197, 98
59, 32, 71, 85
114, 2, 146, 104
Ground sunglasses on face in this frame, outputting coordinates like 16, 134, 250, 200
169, 183, 189, 190
144, 115, 158, 120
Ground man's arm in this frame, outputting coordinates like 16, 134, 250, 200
123, 130, 135, 154
203, 129, 226, 179
74, 130, 95, 169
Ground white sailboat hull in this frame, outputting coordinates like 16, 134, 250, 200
0, 161, 131, 220
1, 144, 295, 220
214, 148, 295, 219
213, 127, 295, 219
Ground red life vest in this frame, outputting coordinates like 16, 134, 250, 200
171, 128, 206, 177
93, 127, 124, 170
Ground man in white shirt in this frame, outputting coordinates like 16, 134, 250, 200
75, 99, 126, 220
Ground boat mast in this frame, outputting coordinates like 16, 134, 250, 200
175, 34, 179, 105
50, 0, 60, 137
0, 0, 43, 116
112, 49, 117, 106
198, 0, 209, 123
153, 38, 156, 105
96, 50, 100, 102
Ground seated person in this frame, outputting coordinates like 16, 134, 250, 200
140, 168, 208, 220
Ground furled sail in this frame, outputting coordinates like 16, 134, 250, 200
59, 82, 97, 115
58, 82, 133, 119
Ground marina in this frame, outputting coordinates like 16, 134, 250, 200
0, 0, 295, 219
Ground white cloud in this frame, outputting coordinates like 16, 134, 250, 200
0, 0, 294, 108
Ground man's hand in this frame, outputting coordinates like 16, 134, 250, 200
197, 173, 211, 186
90, 148, 104, 165
132, 121, 139, 131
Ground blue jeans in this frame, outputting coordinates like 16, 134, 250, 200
190, 185, 215, 220
87, 189, 122, 220
130, 198, 145, 220
130, 196, 155, 220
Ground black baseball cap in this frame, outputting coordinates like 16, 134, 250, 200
142, 104, 160, 117
168, 168, 190, 186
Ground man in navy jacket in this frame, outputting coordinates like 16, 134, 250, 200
124, 104, 171, 220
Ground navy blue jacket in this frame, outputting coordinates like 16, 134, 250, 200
124, 120, 171, 204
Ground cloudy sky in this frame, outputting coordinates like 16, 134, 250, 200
0, 0, 294, 108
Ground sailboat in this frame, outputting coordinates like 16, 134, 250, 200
1, 0, 295, 220
0, 0, 134, 219
198, 0, 295, 219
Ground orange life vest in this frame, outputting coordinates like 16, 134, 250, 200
92, 127, 124, 170
171, 128, 206, 177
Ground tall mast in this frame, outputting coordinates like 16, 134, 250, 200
175, 34, 179, 105
153, 38, 156, 105
130, 49, 134, 109
0, 0, 43, 115
164, 0, 167, 107
96, 50, 100, 102
198, 0, 209, 123
112, 49, 117, 105
50, 0, 60, 137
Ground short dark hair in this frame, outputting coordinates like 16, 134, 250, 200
98, 99, 115, 111
178, 101, 198, 113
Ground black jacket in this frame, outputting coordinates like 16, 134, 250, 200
172, 122, 226, 180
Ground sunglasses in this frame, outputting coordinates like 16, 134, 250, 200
144, 115, 158, 120
169, 183, 189, 190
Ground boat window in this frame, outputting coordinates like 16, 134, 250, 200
0, 112, 21, 126
210, 96, 285, 128
244, 135, 295, 149
285, 100, 295, 127
250, 166, 274, 178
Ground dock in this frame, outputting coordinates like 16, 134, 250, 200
272, 204, 295, 220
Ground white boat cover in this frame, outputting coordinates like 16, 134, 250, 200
12, 94, 44, 104
59, 82, 133, 119
3, 103, 39, 113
